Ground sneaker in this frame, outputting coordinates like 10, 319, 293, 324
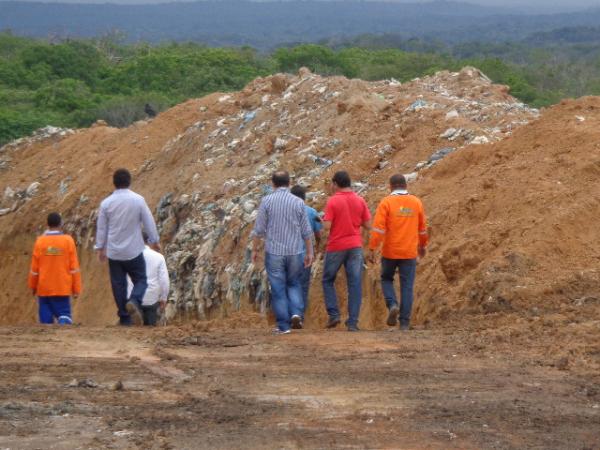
126, 301, 143, 326
400, 323, 410, 331
386, 306, 399, 326
272, 328, 291, 335
291, 315, 303, 330
346, 324, 360, 332
326, 317, 341, 329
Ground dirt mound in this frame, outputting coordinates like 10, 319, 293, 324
2, 67, 596, 337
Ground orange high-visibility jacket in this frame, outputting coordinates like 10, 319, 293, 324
28, 231, 82, 296
368, 190, 429, 259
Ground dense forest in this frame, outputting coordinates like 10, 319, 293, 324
1, 31, 600, 145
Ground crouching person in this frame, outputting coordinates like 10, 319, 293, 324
127, 234, 170, 326
28, 212, 82, 324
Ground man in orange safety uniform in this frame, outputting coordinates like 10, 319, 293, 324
367, 174, 428, 330
28, 212, 82, 324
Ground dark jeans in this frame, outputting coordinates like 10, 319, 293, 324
108, 253, 147, 325
381, 257, 417, 326
322, 247, 363, 327
265, 253, 304, 332
142, 303, 159, 326
299, 265, 312, 319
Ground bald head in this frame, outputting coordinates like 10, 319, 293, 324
389, 174, 407, 190
272, 171, 290, 188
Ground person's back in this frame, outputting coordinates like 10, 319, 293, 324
138, 246, 169, 307
127, 245, 169, 326
326, 190, 369, 252
321, 171, 371, 332
257, 188, 308, 256
95, 168, 160, 326
252, 171, 314, 334
99, 189, 151, 261
28, 212, 81, 325
368, 174, 428, 330
375, 193, 425, 259
30, 232, 80, 296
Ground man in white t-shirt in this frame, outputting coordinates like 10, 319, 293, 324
127, 235, 170, 326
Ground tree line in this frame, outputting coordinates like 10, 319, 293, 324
1, 32, 599, 146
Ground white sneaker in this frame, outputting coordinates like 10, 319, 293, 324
272, 328, 291, 335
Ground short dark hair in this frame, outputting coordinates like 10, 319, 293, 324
47, 212, 62, 228
113, 169, 131, 189
290, 185, 306, 200
332, 171, 351, 188
389, 174, 407, 189
272, 171, 290, 188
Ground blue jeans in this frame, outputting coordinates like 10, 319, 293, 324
381, 258, 417, 326
322, 248, 363, 327
38, 296, 72, 324
299, 265, 312, 319
265, 253, 304, 332
108, 253, 147, 326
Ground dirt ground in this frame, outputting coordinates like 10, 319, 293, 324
1, 316, 598, 450
1, 70, 599, 449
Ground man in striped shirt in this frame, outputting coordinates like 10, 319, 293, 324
252, 171, 314, 334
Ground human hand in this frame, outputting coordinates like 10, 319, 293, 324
252, 250, 262, 267
366, 249, 376, 264
304, 252, 314, 268
159, 300, 166, 311
418, 246, 427, 258
97, 248, 107, 263
150, 242, 161, 252
32, 289, 37, 297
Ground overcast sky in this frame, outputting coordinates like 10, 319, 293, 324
1, 0, 598, 13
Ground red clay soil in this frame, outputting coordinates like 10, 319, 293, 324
0, 70, 599, 448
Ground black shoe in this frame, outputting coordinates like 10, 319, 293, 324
400, 323, 410, 331
291, 315, 303, 329
326, 317, 341, 329
126, 301, 143, 326
347, 324, 360, 332
387, 306, 399, 326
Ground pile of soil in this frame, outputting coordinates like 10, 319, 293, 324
0, 68, 598, 369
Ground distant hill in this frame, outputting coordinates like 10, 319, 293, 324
525, 26, 600, 45
1, 0, 600, 49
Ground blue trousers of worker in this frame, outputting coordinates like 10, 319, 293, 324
38, 296, 72, 325
108, 253, 147, 326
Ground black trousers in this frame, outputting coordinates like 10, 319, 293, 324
142, 304, 159, 326
108, 253, 147, 325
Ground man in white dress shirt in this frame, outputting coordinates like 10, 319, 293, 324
127, 233, 170, 326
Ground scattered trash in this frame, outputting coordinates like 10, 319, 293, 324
445, 110, 459, 120
429, 147, 456, 163
406, 99, 428, 112
470, 136, 490, 145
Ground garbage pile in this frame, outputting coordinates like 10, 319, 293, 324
0, 126, 75, 172
0, 67, 541, 325
132, 67, 539, 322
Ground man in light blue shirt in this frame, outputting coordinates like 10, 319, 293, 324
95, 169, 160, 326
252, 171, 314, 334
291, 185, 322, 320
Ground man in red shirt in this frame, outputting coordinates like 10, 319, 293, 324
321, 171, 371, 331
